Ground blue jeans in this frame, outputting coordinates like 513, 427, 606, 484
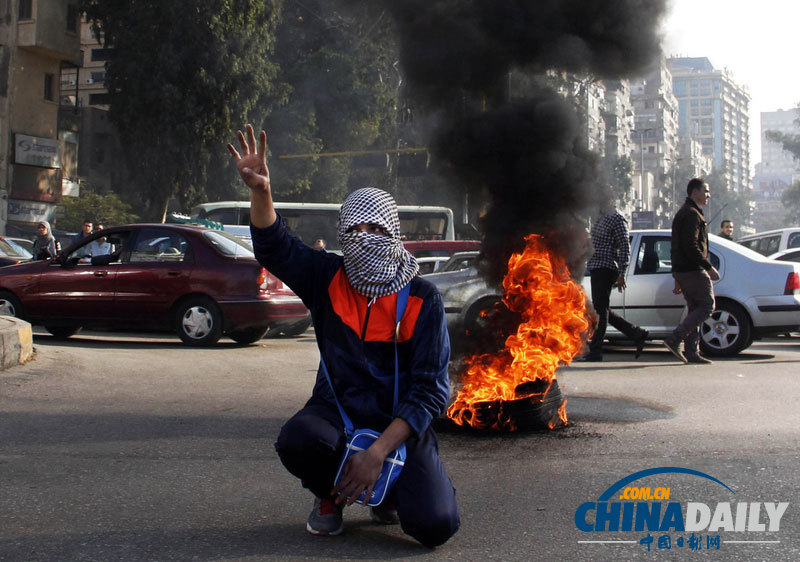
275, 402, 460, 547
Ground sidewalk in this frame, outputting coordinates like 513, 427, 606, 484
0, 316, 33, 369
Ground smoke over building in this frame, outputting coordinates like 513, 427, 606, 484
384, 0, 668, 283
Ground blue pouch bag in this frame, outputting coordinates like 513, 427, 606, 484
334, 429, 406, 507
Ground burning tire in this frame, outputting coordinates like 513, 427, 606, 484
449, 379, 567, 432
700, 300, 752, 357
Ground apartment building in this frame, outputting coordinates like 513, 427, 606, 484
759, 108, 800, 180
59, 17, 122, 196
602, 79, 635, 160
668, 57, 751, 193
629, 58, 680, 226
0, 0, 81, 235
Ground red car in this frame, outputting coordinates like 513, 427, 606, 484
0, 223, 310, 345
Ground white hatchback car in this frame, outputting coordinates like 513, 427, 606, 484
586, 230, 800, 356
428, 231, 800, 357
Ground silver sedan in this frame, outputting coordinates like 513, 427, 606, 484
428, 231, 800, 357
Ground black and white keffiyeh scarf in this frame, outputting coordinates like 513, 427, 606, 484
338, 187, 418, 298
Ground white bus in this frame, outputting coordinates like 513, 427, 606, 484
190, 201, 456, 251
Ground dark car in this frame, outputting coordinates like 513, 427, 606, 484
0, 223, 310, 345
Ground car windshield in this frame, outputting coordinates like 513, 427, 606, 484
203, 230, 255, 258
0, 238, 31, 258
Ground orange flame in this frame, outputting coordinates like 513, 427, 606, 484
447, 234, 590, 430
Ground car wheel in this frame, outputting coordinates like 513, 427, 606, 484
699, 300, 752, 357
45, 326, 81, 339
463, 296, 504, 336
0, 291, 23, 317
228, 326, 269, 345
280, 317, 313, 337
175, 297, 223, 346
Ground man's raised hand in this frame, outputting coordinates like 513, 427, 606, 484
227, 124, 270, 193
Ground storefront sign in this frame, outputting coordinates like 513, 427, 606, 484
631, 211, 655, 230
7, 199, 57, 223
62, 179, 80, 197
15, 134, 61, 168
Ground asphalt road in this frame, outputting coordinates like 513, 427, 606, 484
1, 329, 799, 561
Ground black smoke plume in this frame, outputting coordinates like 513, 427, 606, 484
383, 0, 667, 285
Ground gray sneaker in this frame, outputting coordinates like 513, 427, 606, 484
663, 337, 688, 363
306, 496, 344, 536
370, 502, 400, 525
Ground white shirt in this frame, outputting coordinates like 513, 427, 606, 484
86, 239, 112, 256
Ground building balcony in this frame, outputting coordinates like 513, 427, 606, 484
16, 8, 81, 65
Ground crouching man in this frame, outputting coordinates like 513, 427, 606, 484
228, 125, 460, 547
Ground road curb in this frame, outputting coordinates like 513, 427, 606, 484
0, 316, 34, 369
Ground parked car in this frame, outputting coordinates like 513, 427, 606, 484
440, 251, 480, 273
428, 231, 800, 357
0, 223, 310, 345
737, 227, 800, 257
0, 236, 34, 267
769, 248, 800, 263
3, 236, 34, 256
417, 256, 450, 275
403, 239, 481, 259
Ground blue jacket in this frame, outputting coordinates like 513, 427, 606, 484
251, 216, 451, 436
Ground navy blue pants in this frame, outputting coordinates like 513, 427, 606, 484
275, 402, 460, 547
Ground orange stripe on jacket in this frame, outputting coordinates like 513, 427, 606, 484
328, 268, 422, 342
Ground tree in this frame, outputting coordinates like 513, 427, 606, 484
263, 1, 400, 203
703, 167, 752, 235
81, 0, 284, 220
607, 154, 634, 207
780, 181, 800, 224
59, 187, 138, 232
766, 126, 800, 223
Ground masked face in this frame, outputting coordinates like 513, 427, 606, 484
337, 188, 418, 298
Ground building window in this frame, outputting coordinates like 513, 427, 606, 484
89, 93, 111, 105
91, 48, 114, 62
90, 71, 106, 83
44, 73, 55, 101
67, 5, 79, 32
18, 0, 32, 20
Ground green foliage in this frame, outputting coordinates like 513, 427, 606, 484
765, 128, 800, 224
264, 1, 400, 202
607, 154, 633, 206
765, 130, 800, 160
59, 190, 138, 232
703, 167, 752, 236
781, 181, 800, 225
81, 0, 283, 219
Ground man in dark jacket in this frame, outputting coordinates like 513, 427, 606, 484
664, 178, 720, 364
228, 125, 459, 548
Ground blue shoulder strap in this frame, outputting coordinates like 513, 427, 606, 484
319, 283, 411, 435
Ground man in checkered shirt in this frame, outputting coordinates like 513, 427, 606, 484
582, 201, 648, 361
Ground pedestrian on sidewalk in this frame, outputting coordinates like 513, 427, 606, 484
664, 178, 719, 364
227, 125, 459, 548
